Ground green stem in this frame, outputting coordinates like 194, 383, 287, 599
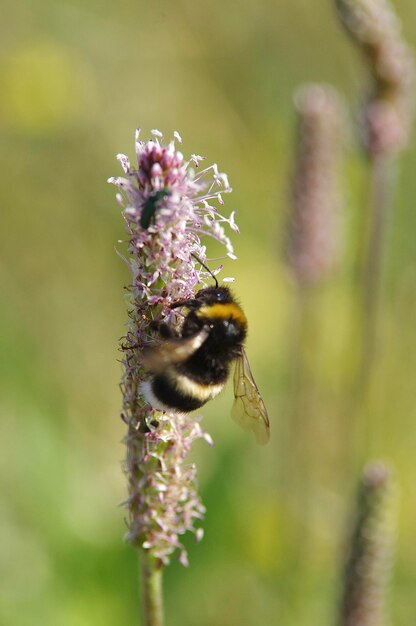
348, 153, 397, 461
362, 155, 396, 360
140, 551, 164, 626
357, 155, 396, 394
284, 284, 319, 560
339, 154, 397, 479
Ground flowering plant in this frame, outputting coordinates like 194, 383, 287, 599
109, 129, 237, 624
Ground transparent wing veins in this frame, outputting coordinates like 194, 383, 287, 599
231, 347, 270, 445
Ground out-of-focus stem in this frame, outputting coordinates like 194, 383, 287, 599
140, 552, 164, 626
363, 155, 396, 338
286, 283, 319, 542
290, 284, 319, 462
356, 154, 397, 401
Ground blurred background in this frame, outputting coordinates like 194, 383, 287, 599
2, 0, 416, 624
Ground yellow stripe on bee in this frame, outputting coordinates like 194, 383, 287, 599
197, 302, 247, 326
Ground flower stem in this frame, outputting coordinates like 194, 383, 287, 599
140, 551, 164, 626
285, 283, 320, 558
356, 154, 397, 407
362, 155, 396, 353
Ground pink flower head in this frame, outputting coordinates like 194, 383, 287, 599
110, 130, 237, 565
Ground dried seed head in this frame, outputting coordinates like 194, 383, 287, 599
286, 84, 345, 286
338, 460, 397, 626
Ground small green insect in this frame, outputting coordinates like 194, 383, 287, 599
140, 190, 171, 229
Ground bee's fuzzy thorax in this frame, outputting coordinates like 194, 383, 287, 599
197, 302, 248, 327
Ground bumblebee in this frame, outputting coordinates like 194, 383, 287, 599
141, 284, 270, 445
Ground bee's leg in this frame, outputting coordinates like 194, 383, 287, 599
149, 320, 179, 339
120, 341, 139, 351
170, 298, 199, 310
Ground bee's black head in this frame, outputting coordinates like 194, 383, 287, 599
180, 285, 247, 348
195, 286, 234, 306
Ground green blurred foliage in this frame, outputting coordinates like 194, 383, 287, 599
1, 1, 416, 624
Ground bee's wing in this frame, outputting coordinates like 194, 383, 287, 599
231, 347, 270, 445
142, 328, 209, 374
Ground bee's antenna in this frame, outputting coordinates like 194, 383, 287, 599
191, 253, 219, 289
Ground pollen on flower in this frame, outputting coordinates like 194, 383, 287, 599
111, 130, 238, 566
